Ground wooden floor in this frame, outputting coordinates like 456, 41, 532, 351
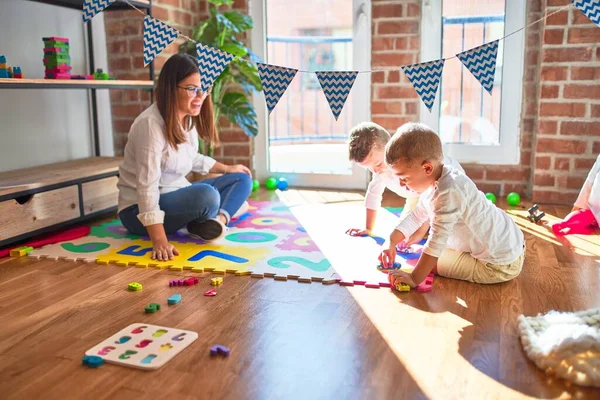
0, 189, 599, 399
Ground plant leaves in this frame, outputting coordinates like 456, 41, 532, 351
231, 58, 263, 91
219, 92, 258, 137
208, 0, 232, 6
223, 10, 253, 33
220, 42, 248, 57
193, 19, 218, 45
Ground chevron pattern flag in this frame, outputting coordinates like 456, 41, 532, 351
196, 43, 235, 92
315, 71, 358, 120
83, 0, 115, 23
143, 16, 179, 67
457, 40, 499, 94
257, 63, 298, 114
401, 59, 445, 112
572, 0, 600, 26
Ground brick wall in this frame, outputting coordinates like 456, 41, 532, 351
104, 0, 252, 169
371, 0, 600, 204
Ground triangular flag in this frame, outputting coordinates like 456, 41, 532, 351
401, 59, 445, 112
143, 16, 179, 67
83, 0, 116, 23
257, 63, 298, 114
315, 71, 358, 120
456, 40, 499, 94
572, 0, 600, 27
196, 43, 235, 93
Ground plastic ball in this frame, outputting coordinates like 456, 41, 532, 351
507, 192, 521, 206
485, 193, 497, 204
265, 177, 278, 190
276, 178, 288, 191
252, 179, 260, 192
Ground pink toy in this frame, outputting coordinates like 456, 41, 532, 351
552, 209, 598, 236
203, 289, 217, 297
415, 273, 434, 292
169, 277, 199, 287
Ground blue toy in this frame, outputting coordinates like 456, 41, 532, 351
276, 177, 288, 191
167, 294, 182, 305
82, 355, 104, 368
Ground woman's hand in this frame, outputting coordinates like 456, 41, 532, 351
152, 238, 179, 261
226, 164, 252, 176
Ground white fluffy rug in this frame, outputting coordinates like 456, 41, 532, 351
518, 308, 600, 388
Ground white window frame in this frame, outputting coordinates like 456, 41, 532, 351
420, 0, 525, 165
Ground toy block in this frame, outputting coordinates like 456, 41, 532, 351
0, 63, 6, 69
0, 55, 6, 63
0, 69, 8, 78
211, 277, 223, 286
45, 73, 71, 79
184, 277, 199, 286
209, 344, 230, 357
395, 283, 411, 292
167, 294, 182, 305
43, 47, 69, 53
128, 282, 142, 291
82, 355, 104, 368
144, 303, 161, 313
10, 246, 34, 257
7, 67, 12, 78
42, 36, 70, 43
203, 289, 217, 297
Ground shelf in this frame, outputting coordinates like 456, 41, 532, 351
24, 0, 150, 11
0, 78, 154, 90
0, 157, 122, 199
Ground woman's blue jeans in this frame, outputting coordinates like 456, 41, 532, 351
119, 172, 252, 236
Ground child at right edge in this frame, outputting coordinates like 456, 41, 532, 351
379, 123, 526, 288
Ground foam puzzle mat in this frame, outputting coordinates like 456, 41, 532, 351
27, 200, 422, 288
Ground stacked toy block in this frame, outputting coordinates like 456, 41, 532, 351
0, 55, 23, 78
43, 37, 72, 79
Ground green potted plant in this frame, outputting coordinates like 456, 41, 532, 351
180, 0, 263, 157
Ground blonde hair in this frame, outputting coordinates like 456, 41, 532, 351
348, 122, 391, 163
385, 123, 443, 167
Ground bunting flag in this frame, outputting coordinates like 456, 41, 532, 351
315, 71, 358, 120
572, 0, 600, 26
401, 59, 445, 112
257, 63, 298, 114
196, 43, 235, 93
143, 16, 179, 67
456, 40, 499, 94
82, 0, 115, 23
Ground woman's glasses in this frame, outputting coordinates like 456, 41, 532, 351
178, 86, 204, 98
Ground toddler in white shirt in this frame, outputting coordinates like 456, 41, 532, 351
379, 123, 525, 288
346, 122, 463, 247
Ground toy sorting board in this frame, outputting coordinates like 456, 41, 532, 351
28, 200, 337, 283
85, 323, 198, 370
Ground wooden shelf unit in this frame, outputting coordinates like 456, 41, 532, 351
0, 1, 154, 246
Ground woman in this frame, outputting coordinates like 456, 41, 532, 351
117, 53, 252, 261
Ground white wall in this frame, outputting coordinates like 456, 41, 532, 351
0, 0, 113, 172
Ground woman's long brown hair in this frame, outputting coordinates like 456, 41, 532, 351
156, 53, 219, 149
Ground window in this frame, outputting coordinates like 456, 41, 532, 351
421, 0, 525, 164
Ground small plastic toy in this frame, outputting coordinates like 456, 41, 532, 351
144, 303, 161, 313
82, 355, 104, 368
169, 277, 198, 287
204, 289, 217, 296
210, 344, 230, 357
377, 261, 402, 271
395, 283, 411, 292
527, 204, 545, 224
128, 282, 143, 291
276, 178, 288, 191
252, 179, 260, 191
167, 294, 182, 305
485, 192, 497, 204
10, 246, 33, 257
507, 192, 521, 206
552, 208, 599, 236
265, 177, 278, 190
211, 277, 223, 286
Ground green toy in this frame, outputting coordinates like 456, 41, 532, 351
252, 179, 260, 192
507, 192, 521, 206
265, 177, 278, 190
485, 193, 497, 204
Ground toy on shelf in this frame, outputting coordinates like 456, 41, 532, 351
507, 192, 521, 206
0, 55, 24, 79
43, 37, 72, 80
93, 68, 114, 80
527, 204, 545, 224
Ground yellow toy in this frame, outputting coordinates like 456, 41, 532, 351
211, 277, 223, 286
10, 246, 33, 257
395, 282, 411, 292
128, 282, 143, 291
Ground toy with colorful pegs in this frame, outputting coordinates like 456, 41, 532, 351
485, 192, 497, 204
507, 192, 521, 206
144, 303, 161, 313
167, 294, 182, 305
10, 246, 33, 257
527, 204, 545, 224
128, 282, 143, 291
0, 56, 8, 78
276, 177, 288, 191
13, 67, 22, 78
82, 355, 104, 368
211, 277, 223, 286
210, 344, 230, 357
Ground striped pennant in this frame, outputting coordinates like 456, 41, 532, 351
456, 40, 499, 94
401, 59, 445, 112
83, 0, 115, 23
196, 43, 235, 92
257, 63, 298, 114
143, 16, 179, 67
572, 0, 600, 26
315, 71, 358, 120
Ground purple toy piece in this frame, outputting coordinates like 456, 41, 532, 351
210, 344, 230, 357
